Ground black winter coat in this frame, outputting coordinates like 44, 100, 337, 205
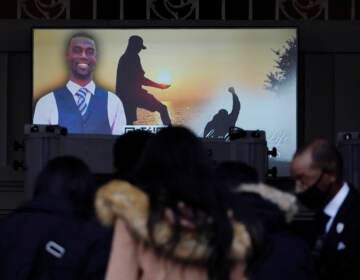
0, 195, 112, 280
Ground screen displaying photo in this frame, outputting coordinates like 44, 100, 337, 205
32, 27, 297, 176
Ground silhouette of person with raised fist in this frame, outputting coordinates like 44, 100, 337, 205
204, 87, 240, 139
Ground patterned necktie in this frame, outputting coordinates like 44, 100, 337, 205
75, 88, 88, 116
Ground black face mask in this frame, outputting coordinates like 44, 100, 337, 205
296, 172, 329, 210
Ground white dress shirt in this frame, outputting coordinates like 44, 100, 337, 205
33, 80, 126, 135
323, 182, 350, 233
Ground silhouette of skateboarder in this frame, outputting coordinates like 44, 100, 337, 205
203, 87, 240, 139
115, 35, 171, 125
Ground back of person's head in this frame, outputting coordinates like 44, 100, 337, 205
216, 161, 259, 191
33, 155, 96, 218
215, 160, 264, 224
133, 126, 213, 192
113, 130, 153, 181
132, 125, 234, 280
132, 126, 221, 219
296, 138, 343, 183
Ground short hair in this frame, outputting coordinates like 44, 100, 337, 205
296, 138, 343, 182
33, 156, 96, 217
66, 32, 96, 51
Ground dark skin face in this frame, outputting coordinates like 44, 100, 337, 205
290, 149, 339, 201
66, 36, 96, 86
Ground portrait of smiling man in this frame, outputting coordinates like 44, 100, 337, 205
33, 33, 126, 135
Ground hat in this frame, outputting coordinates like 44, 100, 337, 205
128, 35, 146, 49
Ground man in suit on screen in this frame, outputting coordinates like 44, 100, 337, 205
33, 33, 126, 135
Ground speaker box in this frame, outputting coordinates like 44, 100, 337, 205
24, 125, 117, 199
24, 125, 270, 199
202, 130, 268, 181
336, 131, 360, 191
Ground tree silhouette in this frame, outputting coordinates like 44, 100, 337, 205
264, 36, 297, 93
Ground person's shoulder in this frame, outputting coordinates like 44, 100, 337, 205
79, 217, 113, 247
85, 217, 113, 234
340, 185, 360, 220
347, 184, 360, 202
39, 90, 55, 98
96, 87, 123, 106
348, 189, 360, 212
35, 91, 56, 105
270, 230, 314, 259
41, 83, 68, 97
107, 90, 122, 103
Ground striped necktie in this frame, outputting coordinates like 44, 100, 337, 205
75, 88, 88, 116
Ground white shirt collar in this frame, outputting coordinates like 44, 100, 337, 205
324, 182, 350, 219
66, 80, 95, 96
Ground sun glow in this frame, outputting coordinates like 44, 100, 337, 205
157, 72, 172, 84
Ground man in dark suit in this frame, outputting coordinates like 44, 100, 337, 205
290, 138, 360, 280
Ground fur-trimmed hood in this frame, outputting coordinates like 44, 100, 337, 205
234, 183, 298, 223
95, 180, 252, 264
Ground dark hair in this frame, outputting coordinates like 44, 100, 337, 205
113, 130, 153, 181
132, 126, 234, 280
66, 32, 96, 51
216, 161, 259, 190
296, 138, 343, 183
215, 161, 265, 268
33, 156, 96, 217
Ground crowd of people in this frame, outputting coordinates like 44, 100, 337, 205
0, 125, 359, 280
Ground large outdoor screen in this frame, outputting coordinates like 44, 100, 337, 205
32, 27, 297, 176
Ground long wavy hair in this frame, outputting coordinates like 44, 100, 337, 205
131, 126, 234, 280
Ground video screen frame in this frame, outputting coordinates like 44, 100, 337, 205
31, 22, 299, 176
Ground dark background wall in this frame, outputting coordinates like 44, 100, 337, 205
1, 0, 360, 217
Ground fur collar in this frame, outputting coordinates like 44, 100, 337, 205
95, 180, 252, 263
234, 183, 298, 223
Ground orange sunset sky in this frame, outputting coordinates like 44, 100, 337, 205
33, 28, 297, 171
33, 28, 295, 103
